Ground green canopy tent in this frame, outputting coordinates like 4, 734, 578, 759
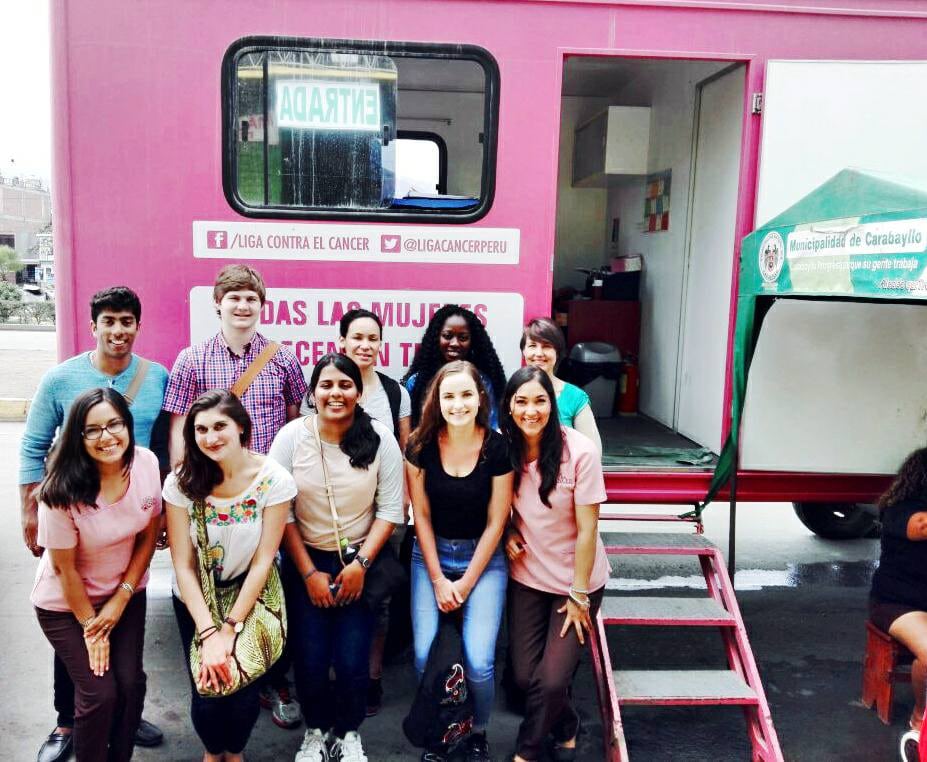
692, 170, 927, 547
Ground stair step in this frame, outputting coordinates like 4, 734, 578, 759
615, 669, 758, 706
601, 596, 735, 626
602, 531, 716, 556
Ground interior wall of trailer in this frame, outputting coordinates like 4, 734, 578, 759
604, 61, 727, 429
398, 90, 485, 197
554, 97, 611, 290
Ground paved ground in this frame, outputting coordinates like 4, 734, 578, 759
0, 327, 55, 399
0, 329, 908, 760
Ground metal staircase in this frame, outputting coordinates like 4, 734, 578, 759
588, 526, 783, 761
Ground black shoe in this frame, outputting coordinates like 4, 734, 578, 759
421, 751, 448, 762
365, 677, 383, 717
466, 733, 491, 762
133, 719, 164, 748
37, 730, 72, 762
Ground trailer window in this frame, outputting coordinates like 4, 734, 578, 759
223, 37, 498, 223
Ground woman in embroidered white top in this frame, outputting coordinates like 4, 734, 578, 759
164, 390, 296, 762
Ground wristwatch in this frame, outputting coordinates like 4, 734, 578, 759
355, 554, 371, 570
224, 616, 244, 634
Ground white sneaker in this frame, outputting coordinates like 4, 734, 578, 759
295, 728, 329, 761
329, 731, 368, 762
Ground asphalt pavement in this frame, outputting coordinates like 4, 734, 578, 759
0, 330, 906, 761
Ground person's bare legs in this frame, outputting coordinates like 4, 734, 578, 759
889, 611, 927, 730
203, 752, 223, 762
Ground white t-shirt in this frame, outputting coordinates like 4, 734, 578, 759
268, 416, 404, 550
162, 457, 297, 591
299, 373, 410, 435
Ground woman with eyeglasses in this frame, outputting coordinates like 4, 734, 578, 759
163, 389, 296, 762
31, 387, 162, 762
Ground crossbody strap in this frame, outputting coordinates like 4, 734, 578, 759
192, 499, 221, 628
122, 358, 150, 406
230, 341, 280, 399
311, 415, 346, 565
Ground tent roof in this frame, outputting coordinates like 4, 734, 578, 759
759, 169, 927, 230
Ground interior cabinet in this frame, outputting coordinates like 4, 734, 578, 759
572, 106, 650, 187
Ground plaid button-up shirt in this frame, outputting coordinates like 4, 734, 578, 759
163, 331, 307, 454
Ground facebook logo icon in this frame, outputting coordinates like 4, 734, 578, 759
207, 230, 228, 249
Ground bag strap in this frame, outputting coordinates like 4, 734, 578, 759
311, 415, 346, 566
376, 371, 402, 439
122, 358, 150, 406
192, 499, 221, 629
230, 341, 280, 399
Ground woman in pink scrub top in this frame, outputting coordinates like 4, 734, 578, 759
501, 366, 610, 762
31, 387, 162, 762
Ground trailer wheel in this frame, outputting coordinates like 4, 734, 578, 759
792, 502, 880, 540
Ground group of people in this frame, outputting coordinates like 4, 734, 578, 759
21, 264, 611, 762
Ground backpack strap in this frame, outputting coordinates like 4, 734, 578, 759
231, 342, 280, 399
376, 371, 402, 439
122, 358, 150, 406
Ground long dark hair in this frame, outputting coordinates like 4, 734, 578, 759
39, 387, 136, 509
501, 366, 564, 507
401, 304, 506, 427
406, 360, 490, 466
878, 448, 927, 511
309, 353, 380, 469
176, 390, 252, 501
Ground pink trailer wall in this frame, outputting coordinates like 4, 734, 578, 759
51, 0, 927, 501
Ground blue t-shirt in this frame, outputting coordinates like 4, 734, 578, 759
405, 370, 499, 430
19, 352, 169, 484
557, 382, 591, 428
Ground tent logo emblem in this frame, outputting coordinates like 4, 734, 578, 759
759, 232, 784, 283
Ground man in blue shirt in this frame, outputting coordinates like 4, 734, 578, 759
19, 286, 168, 762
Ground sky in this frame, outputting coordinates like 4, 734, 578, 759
0, 1, 52, 184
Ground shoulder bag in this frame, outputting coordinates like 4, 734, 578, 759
188, 498, 286, 696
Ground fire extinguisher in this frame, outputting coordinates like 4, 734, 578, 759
618, 356, 639, 415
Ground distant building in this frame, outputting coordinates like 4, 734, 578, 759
0, 175, 52, 286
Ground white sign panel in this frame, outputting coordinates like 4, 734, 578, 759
275, 80, 380, 131
193, 221, 519, 265
189, 287, 525, 379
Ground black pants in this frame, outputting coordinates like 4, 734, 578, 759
54, 651, 76, 728
508, 580, 604, 761
37, 593, 147, 762
172, 596, 261, 755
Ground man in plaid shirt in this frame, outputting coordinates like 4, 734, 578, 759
163, 264, 307, 460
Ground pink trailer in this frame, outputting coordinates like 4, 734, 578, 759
52, 0, 927, 535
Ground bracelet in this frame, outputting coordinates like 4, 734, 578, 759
198, 628, 218, 646
431, 575, 445, 584
79, 615, 95, 629
198, 625, 219, 638
303, 568, 318, 581
119, 581, 135, 596
570, 585, 590, 595
568, 590, 591, 609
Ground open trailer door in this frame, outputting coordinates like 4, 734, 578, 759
709, 60, 927, 538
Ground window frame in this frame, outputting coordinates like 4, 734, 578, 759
221, 36, 500, 224
396, 130, 449, 196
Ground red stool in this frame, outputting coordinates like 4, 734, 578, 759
862, 621, 914, 724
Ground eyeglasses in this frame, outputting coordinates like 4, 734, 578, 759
82, 420, 127, 440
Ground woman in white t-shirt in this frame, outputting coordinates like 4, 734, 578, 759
164, 390, 296, 762
337, 307, 411, 715
501, 366, 609, 762
270, 353, 404, 762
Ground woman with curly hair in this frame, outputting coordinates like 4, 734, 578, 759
869, 447, 927, 734
402, 305, 506, 429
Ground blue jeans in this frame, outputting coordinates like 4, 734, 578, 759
411, 537, 507, 727
282, 551, 375, 737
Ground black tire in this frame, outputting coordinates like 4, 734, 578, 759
792, 502, 880, 540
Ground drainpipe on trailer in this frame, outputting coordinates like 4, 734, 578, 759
728, 451, 738, 581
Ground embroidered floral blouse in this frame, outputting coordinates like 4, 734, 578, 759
162, 456, 296, 592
